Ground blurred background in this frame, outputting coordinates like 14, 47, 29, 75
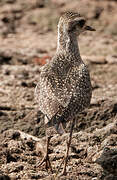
0, 1, 117, 179
0, 0, 117, 61
0, 0, 117, 141
0, 0, 117, 146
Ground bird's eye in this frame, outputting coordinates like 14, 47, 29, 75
78, 19, 85, 28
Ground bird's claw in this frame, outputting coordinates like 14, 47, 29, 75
37, 154, 53, 173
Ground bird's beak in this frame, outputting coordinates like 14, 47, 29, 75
84, 25, 96, 31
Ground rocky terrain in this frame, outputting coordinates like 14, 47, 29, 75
0, 0, 117, 179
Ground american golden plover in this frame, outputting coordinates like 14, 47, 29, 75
35, 11, 95, 175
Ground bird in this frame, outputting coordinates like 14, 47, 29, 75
35, 11, 95, 175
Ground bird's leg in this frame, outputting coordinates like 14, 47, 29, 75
37, 136, 53, 173
61, 118, 75, 175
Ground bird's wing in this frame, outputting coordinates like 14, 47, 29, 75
35, 72, 63, 120
35, 60, 88, 120
46, 62, 87, 107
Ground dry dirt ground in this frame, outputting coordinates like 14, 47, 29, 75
0, 0, 117, 179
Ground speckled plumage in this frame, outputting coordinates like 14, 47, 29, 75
35, 12, 92, 133
35, 11, 95, 174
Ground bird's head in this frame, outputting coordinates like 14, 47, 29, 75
58, 11, 95, 36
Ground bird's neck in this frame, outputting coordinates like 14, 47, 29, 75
57, 29, 80, 56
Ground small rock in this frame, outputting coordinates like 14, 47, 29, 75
0, 174, 11, 180
106, 55, 117, 64
36, 0, 46, 8
82, 55, 106, 64
96, 147, 117, 175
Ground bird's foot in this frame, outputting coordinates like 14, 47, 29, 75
55, 156, 68, 176
37, 153, 53, 173
56, 140, 70, 176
